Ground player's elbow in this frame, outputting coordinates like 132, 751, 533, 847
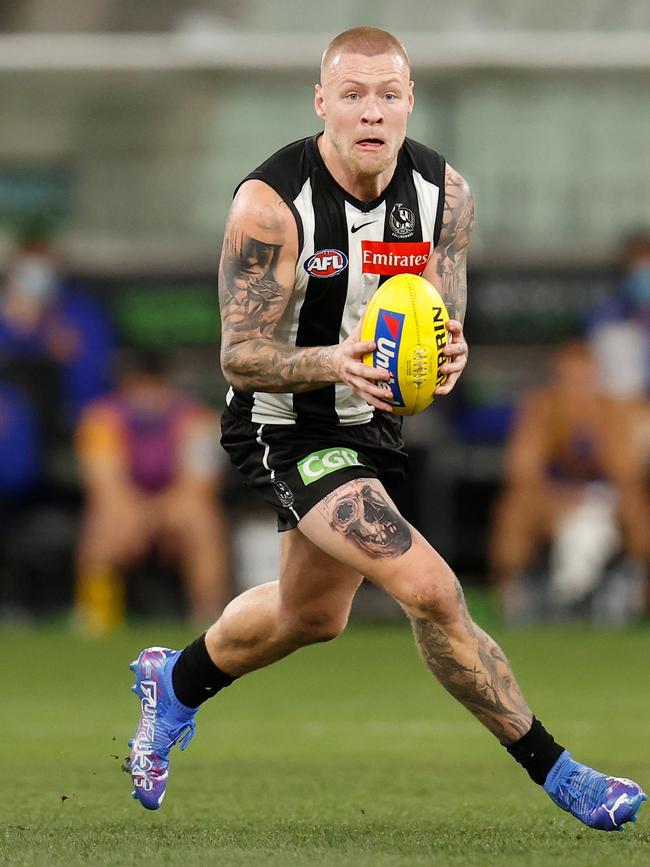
220, 342, 254, 392
222, 366, 252, 392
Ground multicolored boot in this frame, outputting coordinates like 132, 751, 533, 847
128, 647, 197, 810
544, 750, 646, 831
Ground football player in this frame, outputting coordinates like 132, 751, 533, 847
127, 27, 646, 830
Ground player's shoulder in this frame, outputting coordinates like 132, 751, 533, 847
403, 139, 472, 205
231, 137, 312, 249
228, 176, 299, 254
444, 162, 472, 200
250, 136, 313, 174
236, 135, 313, 203
402, 137, 446, 185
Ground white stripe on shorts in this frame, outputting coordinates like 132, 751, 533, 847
255, 424, 300, 522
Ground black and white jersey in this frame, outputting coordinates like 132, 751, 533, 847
225, 133, 446, 426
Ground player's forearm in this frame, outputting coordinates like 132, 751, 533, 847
440, 273, 467, 323
434, 165, 474, 322
221, 338, 337, 393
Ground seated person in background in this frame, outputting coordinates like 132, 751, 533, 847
0, 227, 114, 431
488, 340, 650, 621
586, 233, 650, 399
0, 380, 41, 499
74, 349, 230, 634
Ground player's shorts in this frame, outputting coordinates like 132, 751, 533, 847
220, 405, 409, 531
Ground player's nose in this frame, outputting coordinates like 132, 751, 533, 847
361, 96, 383, 123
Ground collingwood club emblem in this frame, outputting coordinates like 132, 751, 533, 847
273, 480, 295, 508
389, 202, 416, 238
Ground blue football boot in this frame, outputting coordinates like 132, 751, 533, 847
544, 750, 647, 831
127, 647, 197, 810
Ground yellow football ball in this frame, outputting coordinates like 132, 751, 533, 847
361, 274, 449, 415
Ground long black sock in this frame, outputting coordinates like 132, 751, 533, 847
506, 717, 565, 785
171, 633, 237, 709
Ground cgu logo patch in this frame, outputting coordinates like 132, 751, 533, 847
372, 309, 406, 408
298, 447, 363, 485
304, 248, 348, 278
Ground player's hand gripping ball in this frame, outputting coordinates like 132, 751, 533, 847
361, 274, 449, 415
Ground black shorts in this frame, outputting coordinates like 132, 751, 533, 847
220, 406, 410, 531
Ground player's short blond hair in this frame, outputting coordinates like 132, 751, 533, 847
321, 27, 410, 82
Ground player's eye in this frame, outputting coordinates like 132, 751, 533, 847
384, 92, 398, 101
345, 92, 360, 101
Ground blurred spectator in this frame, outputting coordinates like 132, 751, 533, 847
0, 380, 41, 619
586, 233, 650, 399
74, 349, 230, 634
0, 226, 114, 621
0, 380, 80, 623
0, 380, 41, 498
0, 226, 114, 438
488, 340, 649, 622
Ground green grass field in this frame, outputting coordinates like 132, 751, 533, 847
1, 617, 648, 866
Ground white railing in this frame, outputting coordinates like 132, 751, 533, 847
0, 31, 649, 71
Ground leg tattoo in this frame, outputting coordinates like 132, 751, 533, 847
327, 483, 412, 559
411, 581, 532, 743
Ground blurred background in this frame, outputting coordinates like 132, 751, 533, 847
1, 0, 649, 632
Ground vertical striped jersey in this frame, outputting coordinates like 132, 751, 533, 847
225, 133, 446, 426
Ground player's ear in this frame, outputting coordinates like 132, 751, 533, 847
314, 83, 326, 120
408, 81, 414, 114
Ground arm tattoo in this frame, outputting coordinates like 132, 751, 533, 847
219, 209, 337, 393
322, 482, 412, 559
220, 228, 284, 341
434, 167, 474, 322
411, 580, 532, 743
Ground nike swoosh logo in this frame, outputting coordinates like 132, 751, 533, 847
351, 221, 377, 233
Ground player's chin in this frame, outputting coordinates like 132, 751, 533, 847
353, 150, 394, 175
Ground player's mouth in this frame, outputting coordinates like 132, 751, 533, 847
356, 137, 385, 151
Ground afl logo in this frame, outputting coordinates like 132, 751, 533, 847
389, 202, 416, 238
304, 248, 348, 278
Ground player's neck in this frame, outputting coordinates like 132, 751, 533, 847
318, 133, 396, 203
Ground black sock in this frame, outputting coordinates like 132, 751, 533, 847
506, 717, 565, 785
171, 633, 237, 709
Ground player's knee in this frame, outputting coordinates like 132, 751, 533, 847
283, 607, 348, 645
395, 573, 466, 625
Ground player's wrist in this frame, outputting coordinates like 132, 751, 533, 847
314, 344, 341, 384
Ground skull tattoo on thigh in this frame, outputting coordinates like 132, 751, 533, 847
329, 483, 412, 558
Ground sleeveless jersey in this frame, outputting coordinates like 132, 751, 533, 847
226, 133, 446, 426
